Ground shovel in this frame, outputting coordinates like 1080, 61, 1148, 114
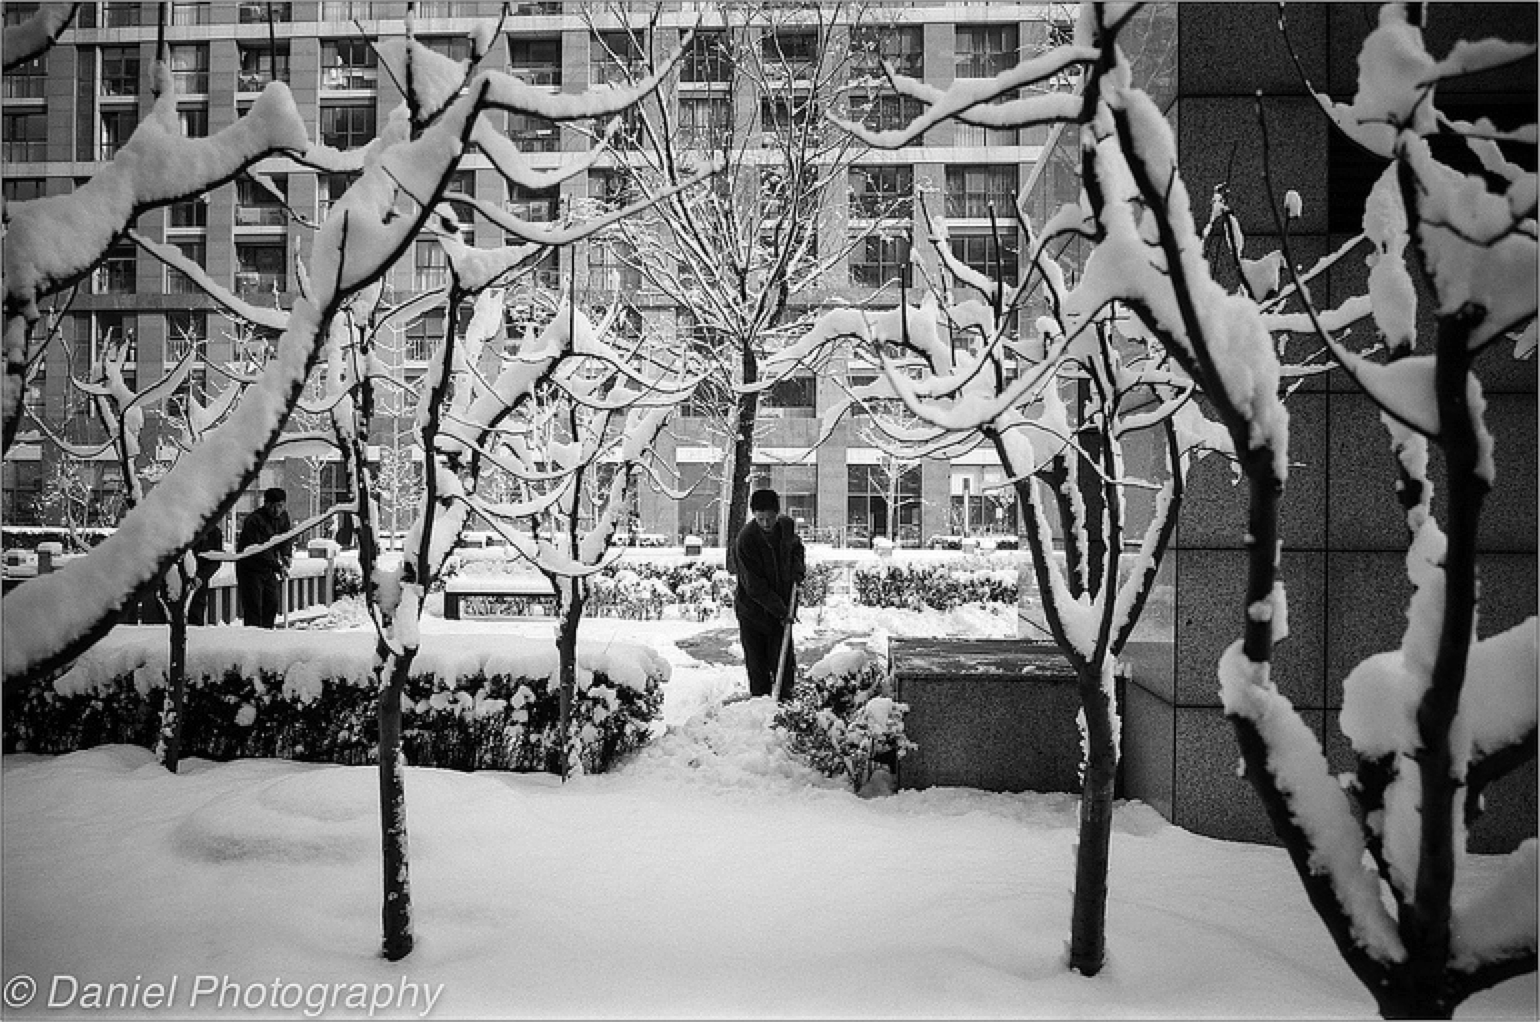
771, 584, 800, 702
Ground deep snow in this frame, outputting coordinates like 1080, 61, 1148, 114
2, 600, 1534, 1020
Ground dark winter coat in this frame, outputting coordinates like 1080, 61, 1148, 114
236, 505, 292, 577
733, 515, 806, 633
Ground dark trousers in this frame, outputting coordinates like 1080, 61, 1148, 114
237, 569, 281, 628
739, 617, 796, 700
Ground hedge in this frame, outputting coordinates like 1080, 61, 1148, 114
3, 628, 668, 776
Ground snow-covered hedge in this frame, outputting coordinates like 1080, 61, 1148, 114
774, 638, 915, 793
3, 628, 668, 776
852, 563, 1017, 611
434, 557, 832, 620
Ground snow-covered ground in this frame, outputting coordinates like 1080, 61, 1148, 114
2, 600, 1534, 1020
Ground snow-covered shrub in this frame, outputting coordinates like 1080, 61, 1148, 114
852, 563, 1016, 611
331, 558, 364, 599
798, 562, 833, 607
773, 640, 915, 793
2, 628, 666, 776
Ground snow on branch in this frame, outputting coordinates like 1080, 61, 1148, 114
2, 2, 78, 71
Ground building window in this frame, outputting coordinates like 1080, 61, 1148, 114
847, 463, 920, 543
170, 3, 209, 26
100, 108, 138, 160
178, 106, 208, 139
404, 311, 442, 362
422, 36, 472, 63
506, 181, 559, 222
236, 174, 289, 228
2, 177, 45, 203
166, 311, 209, 359
101, 45, 140, 97
318, 171, 359, 220
2, 111, 47, 162
239, 2, 292, 23
763, 374, 816, 419
320, 104, 376, 148
586, 240, 639, 294
591, 30, 646, 85
760, 96, 820, 145
415, 0, 465, 17
949, 231, 1019, 283
945, 165, 1017, 219
413, 239, 448, 291
852, 92, 924, 145
238, 43, 290, 92
679, 97, 732, 150
852, 24, 923, 79
849, 166, 912, 221
588, 168, 636, 212
95, 243, 136, 294
322, 38, 378, 91
507, 111, 559, 152
850, 235, 911, 288
235, 243, 287, 296
166, 239, 206, 294
956, 24, 1018, 79
952, 93, 1021, 147
682, 30, 731, 84
170, 44, 209, 95
102, 2, 140, 28
169, 195, 208, 229
320, 0, 375, 19
3, 52, 46, 99
507, 37, 561, 86
761, 29, 816, 81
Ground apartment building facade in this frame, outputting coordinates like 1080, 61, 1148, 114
2, 0, 1076, 545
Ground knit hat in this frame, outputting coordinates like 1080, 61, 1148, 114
263, 487, 288, 505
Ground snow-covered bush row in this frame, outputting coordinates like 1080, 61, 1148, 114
774, 638, 915, 794
430, 557, 833, 620
852, 563, 1017, 611
3, 627, 668, 776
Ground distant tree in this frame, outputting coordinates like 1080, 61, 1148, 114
575, 1, 915, 553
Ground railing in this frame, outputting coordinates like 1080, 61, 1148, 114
235, 205, 287, 228
323, 67, 378, 91
235, 271, 286, 296
239, 2, 291, 23
94, 263, 136, 294
3, 75, 45, 100
508, 64, 560, 86
170, 4, 210, 26
173, 71, 208, 95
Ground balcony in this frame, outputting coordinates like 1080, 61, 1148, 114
508, 63, 560, 87
239, 2, 291, 23
235, 205, 287, 228
323, 67, 378, 91
94, 263, 136, 295
235, 271, 286, 296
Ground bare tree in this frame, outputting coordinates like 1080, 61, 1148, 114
823, 2, 1536, 1011
575, 1, 916, 553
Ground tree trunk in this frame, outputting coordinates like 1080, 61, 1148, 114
157, 597, 189, 774
555, 586, 585, 779
377, 654, 414, 961
724, 342, 760, 569
1068, 658, 1119, 977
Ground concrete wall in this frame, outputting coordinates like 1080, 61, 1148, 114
1116, 3, 1537, 852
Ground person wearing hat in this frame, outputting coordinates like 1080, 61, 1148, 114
236, 486, 293, 628
732, 488, 805, 701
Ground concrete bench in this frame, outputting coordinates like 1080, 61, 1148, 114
443, 575, 556, 619
889, 637, 1114, 795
